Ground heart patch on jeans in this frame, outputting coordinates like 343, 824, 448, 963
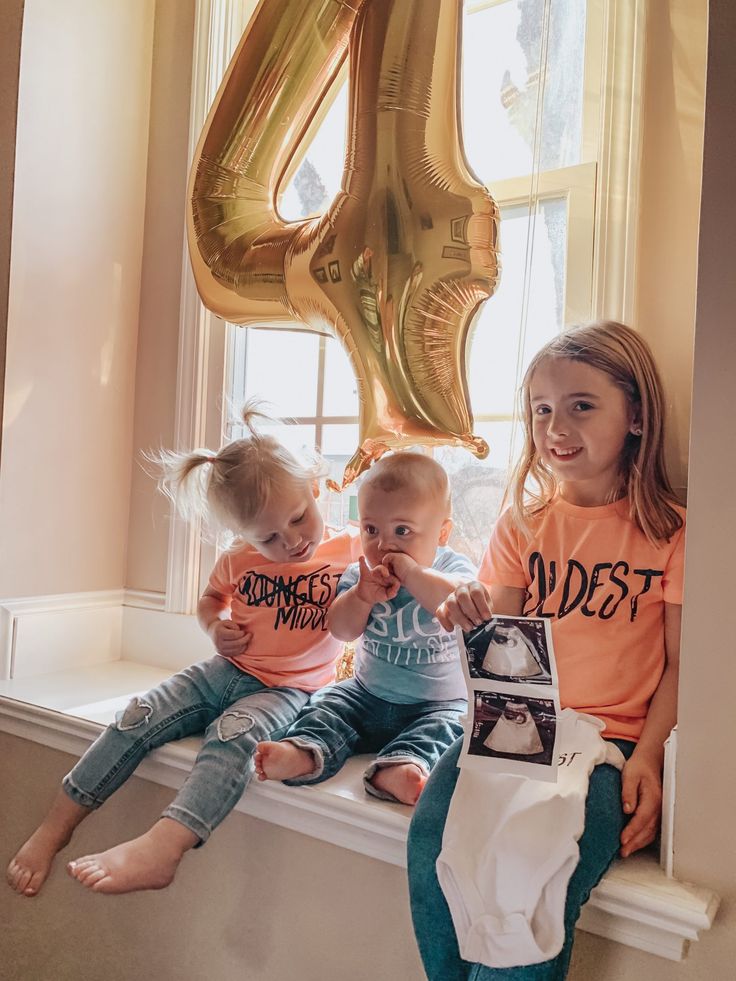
116, 697, 153, 731
217, 711, 256, 742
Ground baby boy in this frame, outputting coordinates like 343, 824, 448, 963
255, 452, 476, 804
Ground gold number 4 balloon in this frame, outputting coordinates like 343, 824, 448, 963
188, 0, 500, 487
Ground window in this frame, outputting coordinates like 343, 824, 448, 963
171, 0, 641, 611
222, 0, 604, 563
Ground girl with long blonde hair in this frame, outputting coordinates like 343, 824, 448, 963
408, 322, 686, 980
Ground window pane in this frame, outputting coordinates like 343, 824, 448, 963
468, 198, 565, 415
243, 330, 320, 417
436, 421, 517, 566
463, 0, 586, 183
323, 336, 359, 416
321, 424, 360, 528
321, 423, 360, 458
249, 422, 317, 459
278, 83, 347, 220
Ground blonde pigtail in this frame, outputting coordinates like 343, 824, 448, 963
146, 400, 328, 537
144, 447, 220, 525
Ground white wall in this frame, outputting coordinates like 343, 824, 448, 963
635, 0, 707, 497
0, 0, 155, 597
0, 0, 24, 432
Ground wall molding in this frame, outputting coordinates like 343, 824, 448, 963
0, 695, 719, 960
124, 588, 167, 612
0, 591, 207, 680
0, 590, 125, 680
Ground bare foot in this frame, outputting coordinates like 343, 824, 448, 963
370, 762, 427, 805
7, 791, 90, 897
7, 826, 74, 897
66, 818, 198, 895
254, 741, 316, 781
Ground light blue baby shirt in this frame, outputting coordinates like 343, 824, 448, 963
336, 546, 477, 704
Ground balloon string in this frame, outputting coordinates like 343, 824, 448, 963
507, 0, 553, 476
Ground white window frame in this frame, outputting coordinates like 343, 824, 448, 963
167, 0, 644, 616
166, 0, 256, 614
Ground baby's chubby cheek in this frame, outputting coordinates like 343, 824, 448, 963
361, 543, 382, 567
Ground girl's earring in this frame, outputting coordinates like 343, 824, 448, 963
633, 427, 642, 436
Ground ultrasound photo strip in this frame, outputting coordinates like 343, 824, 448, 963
460, 615, 557, 690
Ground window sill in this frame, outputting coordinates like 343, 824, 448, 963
0, 661, 719, 962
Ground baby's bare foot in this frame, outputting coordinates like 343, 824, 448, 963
67, 819, 198, 895
7, 826, 73, 897
370, 762, 427, 805
255, 741, 316, 781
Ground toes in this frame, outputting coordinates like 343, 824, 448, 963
89, 872, 114, 893
81, 867, 108, 889
14, 866, 33, 895
7, 858, 48, 896
6, 860, 19, 888
72, 860, 99, 881
67, 857, 97, 881
69, 860, 106, 888
67, 856, 96, 873
23, 871, 44, 896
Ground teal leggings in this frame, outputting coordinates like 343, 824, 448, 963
407, 736, 635, 980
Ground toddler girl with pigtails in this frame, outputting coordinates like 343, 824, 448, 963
7, 402, 359, 897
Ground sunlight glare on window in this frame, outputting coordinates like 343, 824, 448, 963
469, 199, 564, 415
278, 82, 347, 220
463, 0, 586, 182
244, 330, 320, 417
323, 336, 359, 416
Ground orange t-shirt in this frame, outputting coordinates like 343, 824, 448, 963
479, 498, 686, 741
208, 526, 361, 692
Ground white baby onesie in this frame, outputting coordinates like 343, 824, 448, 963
436, 709, 625, 968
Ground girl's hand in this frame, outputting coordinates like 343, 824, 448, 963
619, 749, 663, 857
382, 551, 417, 583
355, 556, 400, 604
436, 581, 493, 631
208, 619, 251, 657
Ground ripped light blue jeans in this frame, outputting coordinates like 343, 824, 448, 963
62, 656, 309, 843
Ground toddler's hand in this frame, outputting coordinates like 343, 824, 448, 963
382, 551, 418, 583
355, 555, 401, 604
436, 581, 492, 631
208, 619, 251, 657
619, 750, 663, 858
